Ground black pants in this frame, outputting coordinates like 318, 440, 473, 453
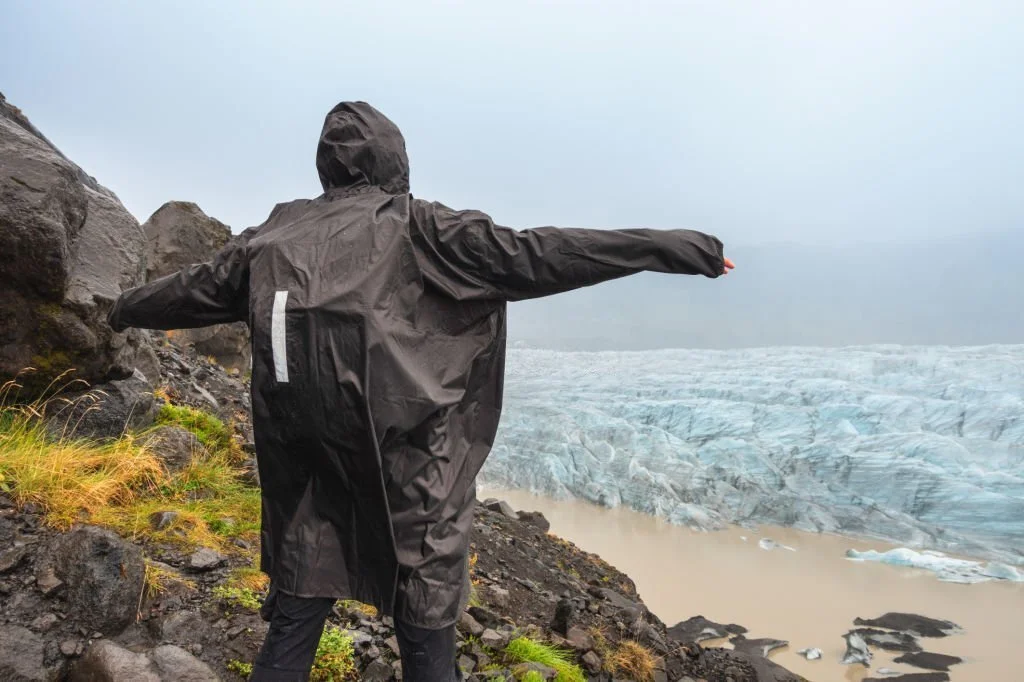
251, 589, 461, 681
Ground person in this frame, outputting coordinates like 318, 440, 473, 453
108, 101, 735, 681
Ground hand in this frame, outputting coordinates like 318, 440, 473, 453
722, 257, 736, 275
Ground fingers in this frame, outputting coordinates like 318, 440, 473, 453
722, 257, 736, 275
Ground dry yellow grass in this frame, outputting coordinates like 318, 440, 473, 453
607, 640, 657, 682
1, 373, 259, 555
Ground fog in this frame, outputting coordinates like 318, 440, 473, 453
2, 1, 1021, 347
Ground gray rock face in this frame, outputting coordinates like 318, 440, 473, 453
142, 425, 207, 471
72, 640, 158, 682
48, 369, 156, 440
148, 645, 220, 682
43, 526, 145, 635
0, 625, 48, 681
72, 641, 219, 682
142, 201, 250, 370
0, 92, 153, 395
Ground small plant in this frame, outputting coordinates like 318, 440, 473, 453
521, 671, 546, 682
226, 659, 253, 678
213, 584, 262, 612
504, 637, 585, 682
310, 625, 357, 681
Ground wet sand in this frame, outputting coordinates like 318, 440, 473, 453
480, 487, 1024, 682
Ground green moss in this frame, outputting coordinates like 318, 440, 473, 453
212, 584, 262, 612
156, 403, 234, 453
310, 625, 357, 681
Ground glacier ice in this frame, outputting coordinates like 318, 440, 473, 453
480, 345, 1024, 563
846, 548, 1024, 583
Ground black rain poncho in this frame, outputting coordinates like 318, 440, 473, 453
109, 101, 725, 628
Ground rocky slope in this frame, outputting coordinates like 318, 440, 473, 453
0, 93, 965, 682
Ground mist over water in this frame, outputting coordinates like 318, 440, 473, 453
508, 229, 1024, 350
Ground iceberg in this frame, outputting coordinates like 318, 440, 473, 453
481, 345, 1024, 563
846, 548, 1024, 583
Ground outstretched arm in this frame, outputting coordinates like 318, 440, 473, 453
108, 236, 250, 332
413, 201, 732, 302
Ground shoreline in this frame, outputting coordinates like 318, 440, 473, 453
481, 485, 1024, 682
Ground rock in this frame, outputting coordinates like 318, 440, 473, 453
467, 605, 509, 630
593, 587, 645, 615
29, 612, 60, 633
480, 628, 508, 649
42, 525, 145, 635
362, 659, 393, 681
667, 616, 746, 643
0, 93, 153, 396
149, 644, 219, 681
72, 640, 159, 681
47, 369, 156, 440
188, 547, 225, 571
458, 654, 476, 673
459, 612, 486, 638
582, 650, 602, 674
517, 511, 551, 533
148, 511, 180, 531
143, 426, 208, 472
484, 584, 510, 608
0, 625, 48, 681
565, 626, 594, 652
729, 634, 788, 658
36, 566, 63, 596
854, 613, 961, 638
482, 499, 518, 520
61, 639, 83, 657
841, 631, 872, 666
384, 635, 401, 657
142, 201, 250, 371
796, 647, 822, 660
0, 545, 28, 573
851, 628, 922, 653
552, 597, 576, 635
893, 651, 963, 672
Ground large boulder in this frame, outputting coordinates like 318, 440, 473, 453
47, 369, 157, 440
0, 625, 49, 681
41, 526, 145, 635
71, 641, 219, 682
142, 201, 250, 370
0, 92, 157, 395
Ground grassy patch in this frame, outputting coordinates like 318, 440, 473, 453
155, 403, 237, 456
0, 396, 164, 528
213, 584, 262, 612
144, 560, 196, 599
0, 376, 258, 554
310, 625, 357, 681
504, 637, 585, 682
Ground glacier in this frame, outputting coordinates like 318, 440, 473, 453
480, 345, 1024, 564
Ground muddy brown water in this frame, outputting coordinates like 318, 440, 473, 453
480, 486, 1024, 682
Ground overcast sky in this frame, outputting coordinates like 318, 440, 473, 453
3, 0, 1021, 250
